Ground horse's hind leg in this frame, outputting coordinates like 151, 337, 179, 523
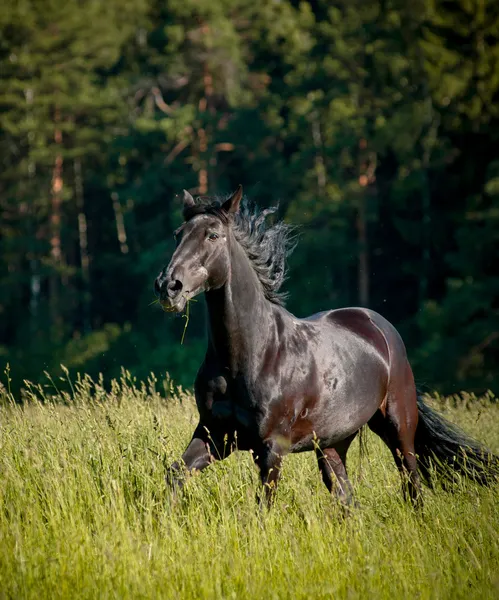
315, 432, 357, 509
368, 382, 422, 506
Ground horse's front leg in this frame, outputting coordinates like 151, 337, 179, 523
166, 422, 231, 493
254, 440, 285, 508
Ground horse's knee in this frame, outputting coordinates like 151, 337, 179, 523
165, 461, 184, 490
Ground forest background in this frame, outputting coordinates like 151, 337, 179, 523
1, 0, 498, 395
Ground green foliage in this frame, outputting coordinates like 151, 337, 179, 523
1, 0, 499, 393
0, 377, 498, 598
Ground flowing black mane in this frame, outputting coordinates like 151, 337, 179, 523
183, 195, 295, 305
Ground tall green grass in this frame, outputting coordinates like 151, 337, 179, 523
0, 371, 498, 599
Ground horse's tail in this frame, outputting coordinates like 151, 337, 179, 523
415, 394, 499, 487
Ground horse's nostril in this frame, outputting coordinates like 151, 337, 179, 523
167, 279, 183, 297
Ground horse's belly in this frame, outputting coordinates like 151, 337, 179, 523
262, 351, 386, 452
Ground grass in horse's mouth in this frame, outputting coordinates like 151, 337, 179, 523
151, 296, 196, 343
180, 297, 197, 344
149, 297, 179, 313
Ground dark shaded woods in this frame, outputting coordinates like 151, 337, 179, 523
1, 0, 498, 394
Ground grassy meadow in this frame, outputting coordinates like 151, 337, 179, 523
0, 370, 498, 599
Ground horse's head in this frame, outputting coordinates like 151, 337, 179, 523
154, 186, 243, 312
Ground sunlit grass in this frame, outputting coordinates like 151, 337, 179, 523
0, 372, 498, 599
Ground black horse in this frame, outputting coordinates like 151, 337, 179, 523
154, 186, 498, 507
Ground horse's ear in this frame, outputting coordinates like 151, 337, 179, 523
222, 185, 243, 214
182, 189, 195, 208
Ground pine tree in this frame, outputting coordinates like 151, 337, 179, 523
0, 0, 147, 376
413, 0, 499, 391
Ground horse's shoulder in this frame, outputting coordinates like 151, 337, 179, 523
195, 359, 228, 393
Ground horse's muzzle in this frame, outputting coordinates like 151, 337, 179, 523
154, 273, 186, 312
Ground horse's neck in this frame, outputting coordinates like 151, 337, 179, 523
204, 238, 271, 375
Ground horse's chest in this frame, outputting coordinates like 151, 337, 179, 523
198, 374, 257, 429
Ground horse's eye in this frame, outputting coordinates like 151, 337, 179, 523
208, 232, 219, 241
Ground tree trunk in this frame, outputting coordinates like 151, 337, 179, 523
357, 144, 376, 307
356, 195, 369, 307
50, 109, 63, 334
311, 112, 326, 199
198, 126, 208, 194
25, 87, 40, 325
419, 113, 438, 303
74, 158, 91, 332
197, 25, 213, 194
111, 192, 128, 254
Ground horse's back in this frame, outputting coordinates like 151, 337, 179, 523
304, 306, 415, 406
322, 306, 416, 416
304, 306, 408, 364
